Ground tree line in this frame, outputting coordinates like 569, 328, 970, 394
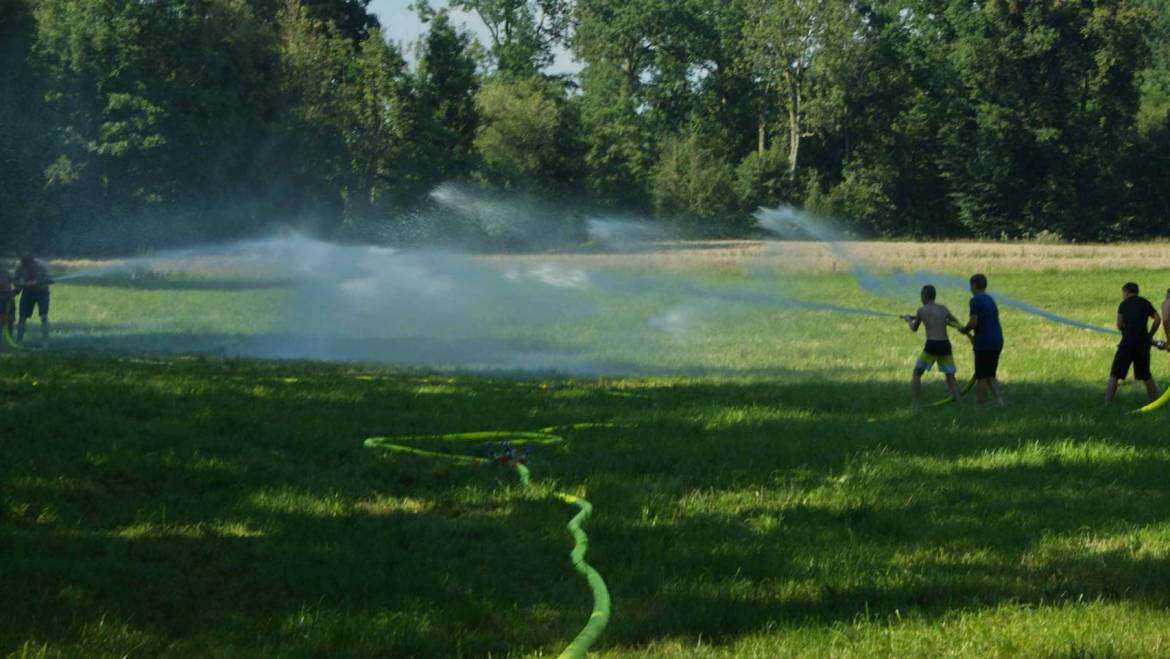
1, 0, 1169, 252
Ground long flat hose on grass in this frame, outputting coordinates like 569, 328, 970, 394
363, 424, 611, 658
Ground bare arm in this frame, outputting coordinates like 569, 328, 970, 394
905, 309, 922, 332
1117, 313, 1125, 332
1150, 311, 1162, 341
960, 313, 978, 335
942, 307, 960, 332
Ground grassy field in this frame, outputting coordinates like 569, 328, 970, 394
4, 243, 1170, 657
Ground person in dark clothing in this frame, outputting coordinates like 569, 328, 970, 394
1105, 282, 1161, 404
959, 273, 1005, 406
14, 254, 51, 347
0, 270, 14, 341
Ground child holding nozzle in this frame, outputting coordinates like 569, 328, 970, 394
903, 284, 963, 408
14, 253, 51, 347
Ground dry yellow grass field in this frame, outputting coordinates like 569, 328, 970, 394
498, 240, 1170, 272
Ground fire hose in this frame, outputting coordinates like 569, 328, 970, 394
363, 425, 611, 658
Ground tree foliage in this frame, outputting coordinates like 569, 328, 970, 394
1, 0, 1167, 251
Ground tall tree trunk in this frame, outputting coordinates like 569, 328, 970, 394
757, 117, 766, 154
787, 81, 801, 181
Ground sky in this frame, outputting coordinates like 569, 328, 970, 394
368, 0, 581, 74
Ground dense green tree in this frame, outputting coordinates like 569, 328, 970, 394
0, 0, 48, 251
473, 75, 581, 189
417, 10, 481, 181
447, 0, 570, 76
742, 0, 846, 181
301, 0, 380, 42
651, 130, 739, 231
943, 0, 1153, 239
272, 1, 419, 225
3, 0, 1168, 248
1139, 0, 1170, 125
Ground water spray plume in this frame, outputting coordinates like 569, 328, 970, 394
756, 206, 1118, 336
39, 191, 924, 373
585, 218, 671, 250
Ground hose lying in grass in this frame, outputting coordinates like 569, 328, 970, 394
1, 320, 20, 350
1129, 341, 1170, 414
927, 320, 976, 408
363, 425, 611, 659
1134, 388, 1170, 414
929, 374, 977, 408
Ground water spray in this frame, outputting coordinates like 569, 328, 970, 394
756, 207, 1118, 335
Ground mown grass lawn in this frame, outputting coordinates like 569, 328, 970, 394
4, 253, 1170, 657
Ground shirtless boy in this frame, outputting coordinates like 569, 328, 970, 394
904, 284, 963, 408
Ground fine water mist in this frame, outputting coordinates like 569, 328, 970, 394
44, 223, 908, 373
756, 206, 1119, 335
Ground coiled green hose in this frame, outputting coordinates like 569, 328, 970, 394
363, 424, 611, 658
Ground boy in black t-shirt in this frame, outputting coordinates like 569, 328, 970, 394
1105, 282, 1162, 404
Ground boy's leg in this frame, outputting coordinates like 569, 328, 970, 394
945, 373, 962, 403
37, 295, 49, 346
938, 353, 961, 403
1107, 347, 1132, 404
911, 369, 924, 407
976, 379, 988, 404
1135, 348, 1155, 401
1105, 376, 1120, 403
17, 292, 32, 343
988, 377, 1005, 406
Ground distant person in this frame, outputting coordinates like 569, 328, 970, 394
14, 254, 51, 347
1105, 282, 1161, 404
0, 270, 14, 340
959, 273, 1005, 406
905, 284, 963, 408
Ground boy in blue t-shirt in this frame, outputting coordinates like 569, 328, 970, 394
959, 273, 1005, 406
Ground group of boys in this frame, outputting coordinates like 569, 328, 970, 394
904, 274, 1004, 408
0, 255, 52, 348
906, 275, 1170, 407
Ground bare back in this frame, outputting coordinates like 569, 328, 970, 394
917, 302, 955, 341
1164, 297, 1170, 340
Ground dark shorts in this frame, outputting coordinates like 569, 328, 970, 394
1111, 342, 1152, 381
19, 289, 49, 319
923, 339, 953, 357
974, 350, 1001, 380
915, 339, 956, 374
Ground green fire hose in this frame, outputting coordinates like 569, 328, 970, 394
1, 308, 20, 350
1133, 344, 1170, 414
926, 319, 976, 407
1134, 388, 1170, 414
363, 424, 611, 658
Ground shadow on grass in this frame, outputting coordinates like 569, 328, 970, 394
3, 357, 1170, 655
43, 330, 859, 379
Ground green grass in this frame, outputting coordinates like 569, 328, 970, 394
4, 261, 1170, 657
